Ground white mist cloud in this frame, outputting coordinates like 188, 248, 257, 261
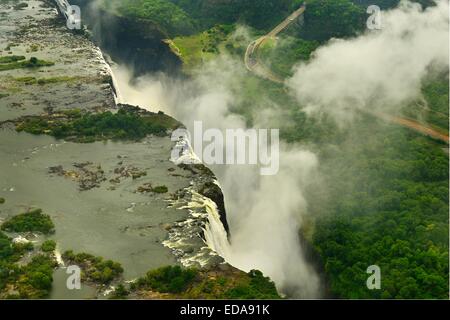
220, 148, 321, 298
112, 53, 322, 298
287, 0, 449, 121
110, 2, 447, 297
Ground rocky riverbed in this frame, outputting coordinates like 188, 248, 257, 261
0, 0, 232, 299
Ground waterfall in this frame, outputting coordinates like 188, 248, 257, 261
188, 191, 231, 259
166, 135, 232, 265
107, 61, 124, 104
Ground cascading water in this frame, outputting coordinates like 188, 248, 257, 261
190, 190, 231, 259
167, 135, 232, 265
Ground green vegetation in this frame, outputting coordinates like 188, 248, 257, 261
300, 0, 365, 41
131, 265, 281, 299
116, 0, 195, 36
0, 231, 56, 299
14, 76, 80, 85
135, 265, 198, 293
0, 232, 33, 261
0, 93, 9, 99
29, 44, 39, 52
152, 185, 168, 193
13, 2, 27, 10
222, 270, 280, 299
420, 74, 449, 131
40, 240, 56, 253
103, 0, 299, 36
62, 250, 123, 284
400, 72, 449, 134
0, 198, 5, 204
111, 283, 129, 299
259, 36, 319, 77
350, 0, 435, 10
15, 108, 181, 142
311, 116, 449, 299
0, 55, 25, 63
0, 56, 54, 71
1, 209, 55, 234
14, 76, 37, 85
171, 24, 235, 71
1, 254, 56, 299
170, 0, 294, 31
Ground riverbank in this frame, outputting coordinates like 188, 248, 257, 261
0, 0, 254, 299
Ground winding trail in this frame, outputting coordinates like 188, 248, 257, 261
244, 4, 449, 145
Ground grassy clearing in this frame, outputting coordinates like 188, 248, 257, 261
172, 25, 234, 72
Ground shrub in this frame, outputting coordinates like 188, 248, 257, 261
62, 251, 123, 284
223, 270, 280, 299
152, 185, 168, 193
1, 209, 55, 234
41, 240, 56, 252
111, 284, 129, 299
141, 265, 198, 293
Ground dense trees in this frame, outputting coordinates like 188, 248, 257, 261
1, 209, 55, 234
41, 240, 56, 253
117, 0, 196, 36
136, 265, 198, 293
224, 270, 280, 299
311, 117, 449, 299
259, 36, 320, 77
16, 108, 180, 143
299, 0, 366, 41
113, 0, 297, 33
0, 230, 56, 298
130, 265, 281, 298
62, 251, 124, 284
419, 73, 449, 131
170, 0, 294, 30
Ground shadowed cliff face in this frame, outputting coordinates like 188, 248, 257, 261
71, 0, 182, 77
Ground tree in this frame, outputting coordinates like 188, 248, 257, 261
299, 0, 365, 41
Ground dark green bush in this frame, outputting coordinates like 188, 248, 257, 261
1, 209, 55, 234
16, 108, 178, 142
142, 265, 198, 293
152, 185, 168, 193
41, 240, 56, 252
62, 251, 124, 284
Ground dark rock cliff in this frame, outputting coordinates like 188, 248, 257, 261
71, 0, 182, 77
